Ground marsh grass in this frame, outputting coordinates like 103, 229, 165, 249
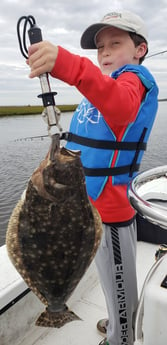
0, 104, 78, 116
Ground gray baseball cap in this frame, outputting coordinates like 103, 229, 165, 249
81, 10, 148, 49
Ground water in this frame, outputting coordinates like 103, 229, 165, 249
0, 104, 166, 246
0, 112, 72, 246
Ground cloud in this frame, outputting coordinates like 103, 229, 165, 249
0, 0, 167, 105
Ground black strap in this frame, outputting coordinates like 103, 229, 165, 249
129, 127, 147, 177
61, 132, 146, 151
61, 128, 147, 178
84, 163, 140, 177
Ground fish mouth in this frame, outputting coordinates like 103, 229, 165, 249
50, 134, 60, 161
50, 134, 81, 162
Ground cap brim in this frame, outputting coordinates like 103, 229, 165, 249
80, 23, 111, 49
81, 21, 147, 49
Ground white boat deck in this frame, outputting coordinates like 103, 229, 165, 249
0, 241, 158, 345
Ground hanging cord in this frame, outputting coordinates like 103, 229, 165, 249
17, 15, 36, 59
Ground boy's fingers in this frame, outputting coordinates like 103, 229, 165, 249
28, 42, 41, 56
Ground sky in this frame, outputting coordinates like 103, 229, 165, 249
0, 0, 167, 106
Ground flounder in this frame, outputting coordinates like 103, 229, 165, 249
6, 134, 102, 328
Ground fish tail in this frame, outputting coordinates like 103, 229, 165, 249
35, 305, 81, 328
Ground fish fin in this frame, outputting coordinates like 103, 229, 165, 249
35, 305, 81, 328
6, 200, 48, 306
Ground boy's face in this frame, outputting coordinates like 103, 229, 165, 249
96, 26, 142, 75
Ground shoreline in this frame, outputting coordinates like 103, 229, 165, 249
1, 99, 166, 117
0, 104, 78, 116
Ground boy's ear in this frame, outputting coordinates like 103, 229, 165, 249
135, 42, 148, 59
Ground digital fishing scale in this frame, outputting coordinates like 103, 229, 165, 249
17, 15, 62, 135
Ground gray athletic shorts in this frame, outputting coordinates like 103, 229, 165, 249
95, 219, 138, 345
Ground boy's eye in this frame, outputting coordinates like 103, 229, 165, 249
97, 41, 120, 49
97, 45, 104, 50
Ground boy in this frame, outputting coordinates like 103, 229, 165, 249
28, 10, 158, 345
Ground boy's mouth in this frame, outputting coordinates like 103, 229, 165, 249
102, 61, 112, 67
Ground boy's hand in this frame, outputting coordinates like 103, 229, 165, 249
27, 41, 58, 78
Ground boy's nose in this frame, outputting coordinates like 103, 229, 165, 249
102, 46, 110, 56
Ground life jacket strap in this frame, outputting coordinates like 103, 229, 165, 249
61, 132, 147, 151
83, 164, 140, 177
129, 127, 147, 177
61, 127, 147, 178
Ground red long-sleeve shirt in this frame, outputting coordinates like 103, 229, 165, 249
51, 46, 146, 223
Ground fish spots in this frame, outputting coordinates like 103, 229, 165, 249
6, 144, 102, 327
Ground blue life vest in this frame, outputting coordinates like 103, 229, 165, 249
65, 64, 159, 200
